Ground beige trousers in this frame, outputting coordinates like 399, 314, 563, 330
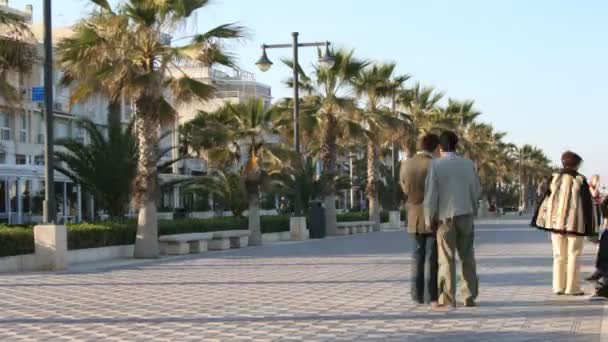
551, 233, 584, 294
436, 215, 478, 305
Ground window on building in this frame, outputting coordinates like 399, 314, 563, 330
34, 155, 44, 165
19, 114, 27, 143
54, 121, 68, 139
15, 154, 26, 165
0, 113, 10, 141
75, 127, 85, 144
0, 153, 6, 164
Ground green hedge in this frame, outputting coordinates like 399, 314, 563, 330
260, 215, 290, 233
67, 222, 136, 250
0, 226, 34, 257
337, 210, 406, 223
337, 211, 369, 222
0, 215, 292, 257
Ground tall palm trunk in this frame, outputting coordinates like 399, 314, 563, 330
248, 190, 262, 246
244, 153, 262, 245
133, 108, 160, 259
320, 113, 338, 236
366, 141, 380, 230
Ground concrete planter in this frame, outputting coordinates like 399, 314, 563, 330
290, 216, 308, 241
0, 244, 134, 274
262, 231, 291, 244
157, 212, 174, 220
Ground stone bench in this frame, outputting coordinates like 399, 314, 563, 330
336, 221, 375, 235
209, 230, 251, 250
159, 232, 214, 255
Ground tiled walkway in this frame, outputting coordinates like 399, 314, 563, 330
0, 218, 605, 341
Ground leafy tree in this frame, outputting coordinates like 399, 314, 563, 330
56, 0, 244, 258
54, 104, 136, 220
0, 10, 37, 105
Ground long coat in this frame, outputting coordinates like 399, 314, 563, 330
400, 153, 434, 235
532, 169, 595, 237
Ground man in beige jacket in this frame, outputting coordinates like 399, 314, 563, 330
400, 133, 440, 306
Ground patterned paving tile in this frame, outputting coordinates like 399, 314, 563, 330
0, 218, 604, 341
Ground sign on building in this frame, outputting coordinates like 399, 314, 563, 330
32, 86, 44, 103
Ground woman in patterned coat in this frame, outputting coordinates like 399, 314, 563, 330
532, 151, 595, 296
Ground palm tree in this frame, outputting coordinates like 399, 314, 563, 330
180, 169, 248, 218
516, 145, 551, 211
0, 11, 36, 105
182, 99, 284, 245
397, 84, 444, 157
353, 63, 410, 229
285, 49, 369, 235
268, 156, 350, 213
56, 0, 244, 258
54, 105, 137, 219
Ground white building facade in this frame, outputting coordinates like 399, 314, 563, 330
0, 2, 272, 223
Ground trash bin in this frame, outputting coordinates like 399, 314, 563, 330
308, 200, 326, 239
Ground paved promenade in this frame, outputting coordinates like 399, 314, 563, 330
0, 218, 605, 341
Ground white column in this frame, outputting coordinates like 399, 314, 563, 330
16, 178, 22, 224
89, 194, 95, 221
63, 181, 67, 223
76, 185, 82, 222
349, 155, 354, 210
173, 185, 180, 209
6, 179, 10, 224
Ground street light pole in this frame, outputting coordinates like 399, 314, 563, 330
292, 33, 302, 216
43, 0, 56, 223
390, 90, 397, 207
256, 33, 335, 217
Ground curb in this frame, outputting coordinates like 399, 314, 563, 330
602, 302, 608, 341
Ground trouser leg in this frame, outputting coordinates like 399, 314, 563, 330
411, 234, 426, 303
551, 233, 567, 293
437, 219, 456, 305
455, 215, 478, 302
565, 235, 584, 294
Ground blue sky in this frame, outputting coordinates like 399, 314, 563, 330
12, 0, 608, 183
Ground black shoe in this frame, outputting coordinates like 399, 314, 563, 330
587, 271, 602, 282
590, 287, 608, 301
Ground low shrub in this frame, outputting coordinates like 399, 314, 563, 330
0, 214, 292, 257
260, 215, 290, 233
0, 226, 34, 257
67, 222, 136, 250
337, 211, 369, 222
380, 211, 389, 223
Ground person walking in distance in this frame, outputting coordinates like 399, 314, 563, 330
424, 131, 481, 307
400, 134, 441, 307
532, 151, 596, 296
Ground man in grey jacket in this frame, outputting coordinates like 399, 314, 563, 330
424, 130, 481, 307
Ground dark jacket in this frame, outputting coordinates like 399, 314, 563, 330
531, 169, 595, 237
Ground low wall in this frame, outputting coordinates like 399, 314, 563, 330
0, 245, 134, 274
262, 231, 291, 244
1, 230, 293, 273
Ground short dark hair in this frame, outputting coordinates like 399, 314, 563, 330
418, 133, 440, 153
439, 131, 459, 152
561, 151, 583, 169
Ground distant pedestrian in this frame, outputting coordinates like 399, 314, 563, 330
589, 175, 602, 243
588, 196, 608, 300
532, 151, 596, 296
424, 131, 481, 307
400, 133, 441, 308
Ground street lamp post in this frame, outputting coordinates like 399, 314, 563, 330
43, 0, 56, 223
256, 32, 335, 216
